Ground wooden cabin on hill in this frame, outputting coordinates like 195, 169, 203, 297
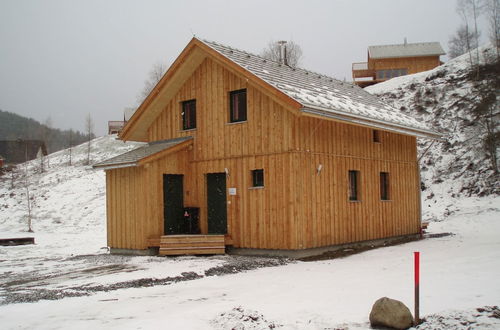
352, 41, 445, 88
94, 38, 440, 257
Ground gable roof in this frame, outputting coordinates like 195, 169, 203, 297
92, 136, 192, 170
202, 39, 440, 138
121, 38, 440, 141
368, 42, 445, 59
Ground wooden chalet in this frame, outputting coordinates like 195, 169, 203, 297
352, 41, 445, 88
94, 38, 440, 257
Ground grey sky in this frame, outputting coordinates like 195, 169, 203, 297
0, 0, 488, 136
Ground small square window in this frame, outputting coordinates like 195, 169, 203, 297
252, 169, 264, 187
380, 172, 390, 200
348, 170, 360, 201
182, 99, 196, 130
373, 130, 381, 143
229, 89, 247, 123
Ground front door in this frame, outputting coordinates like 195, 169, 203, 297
206, 173, 227, 234
163, 174, 184, 235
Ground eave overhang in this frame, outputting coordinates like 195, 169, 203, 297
301, 105, 443, 140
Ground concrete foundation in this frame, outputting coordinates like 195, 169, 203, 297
110, 247, 159, 256
227, 234, 421, 259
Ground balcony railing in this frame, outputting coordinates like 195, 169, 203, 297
352, 62, 375, 79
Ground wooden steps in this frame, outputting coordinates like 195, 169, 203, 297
159, 235, 225, 256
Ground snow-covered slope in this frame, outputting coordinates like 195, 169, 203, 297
0, 55, 499, 328
0, 135, 143, 255
366, 45, 499, 221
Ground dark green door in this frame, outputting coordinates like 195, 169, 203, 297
163, 174, 185, 235
207, 173, 227, 234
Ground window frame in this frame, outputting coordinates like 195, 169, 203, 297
373, 130, 381, 143
181, 99, 196, 130
251, 169, 264, 188
348, 170, 360, 201
380, 172, 390, 201
229, 89, 247, 123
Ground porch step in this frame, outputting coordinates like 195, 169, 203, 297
159, 235, 225, 256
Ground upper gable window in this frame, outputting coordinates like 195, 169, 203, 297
229, 89, 247, 123
181, 99, 196, 130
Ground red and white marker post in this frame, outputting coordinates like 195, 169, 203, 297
414, 251, 420, 325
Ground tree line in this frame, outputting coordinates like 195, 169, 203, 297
0, 109, 93, 155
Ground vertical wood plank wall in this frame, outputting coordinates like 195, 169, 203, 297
369, 56, 441, 74
106, 56, 421, 251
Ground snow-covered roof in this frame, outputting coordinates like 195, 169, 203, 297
201, 39, 439, 138
93, 136, 192, 170
368, 42, 445, 59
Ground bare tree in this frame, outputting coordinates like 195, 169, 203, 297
43, 116, 52, 168
449, 24, 481, 58
23, 142, 33, 232
261, 40, 303, 68
85, 114, 94, 165
138, 62, 167, 103
457, 0, 483, 76
68, 129, 73, 166
483, 0, 500, 59
474, 90, 500, 174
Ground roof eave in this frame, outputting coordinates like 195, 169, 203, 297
92, 162, 138, 171
300, 106, 443, 140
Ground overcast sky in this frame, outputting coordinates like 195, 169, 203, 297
0, 0, 489, 136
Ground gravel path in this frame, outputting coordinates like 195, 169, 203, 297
0, 254, 291, 305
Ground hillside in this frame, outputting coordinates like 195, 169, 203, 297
0, 109, 90, 153
0, 135, 498, 328
366, 45, 499, 220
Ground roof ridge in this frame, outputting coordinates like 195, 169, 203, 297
199, 38, 346, 85
369, 41, 441, 48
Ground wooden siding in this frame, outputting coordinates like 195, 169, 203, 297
105, 53, 421, 252
369, 55, 441, 74
106, 148, 191, 249
148, 57, 297, 159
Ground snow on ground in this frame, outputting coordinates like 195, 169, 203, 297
1, 135, 499, 329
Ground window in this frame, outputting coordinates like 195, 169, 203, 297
380, 172, 390, 200
182, 99, 196, 130
348, 170, 360, 201
252, 169, 264, 187
373, 130, 381, 143
376, 68, 409, 80
229, 89, 247, 123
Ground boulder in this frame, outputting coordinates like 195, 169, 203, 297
369, 297, 414, 329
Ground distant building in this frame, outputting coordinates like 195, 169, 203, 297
352, 41, 445, 87
0, 140, 48, 166
108, 108, 137, 135
108, 121, 126, 135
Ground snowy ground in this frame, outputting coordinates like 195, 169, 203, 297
1, 136, 499, 329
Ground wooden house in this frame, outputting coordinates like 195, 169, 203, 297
94, 38, 440, 257
352, 41, 445, 88
108, 121, 126, 135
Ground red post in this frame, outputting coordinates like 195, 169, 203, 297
414, 251, 420, 325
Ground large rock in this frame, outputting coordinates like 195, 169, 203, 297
369, 297, 414, 329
